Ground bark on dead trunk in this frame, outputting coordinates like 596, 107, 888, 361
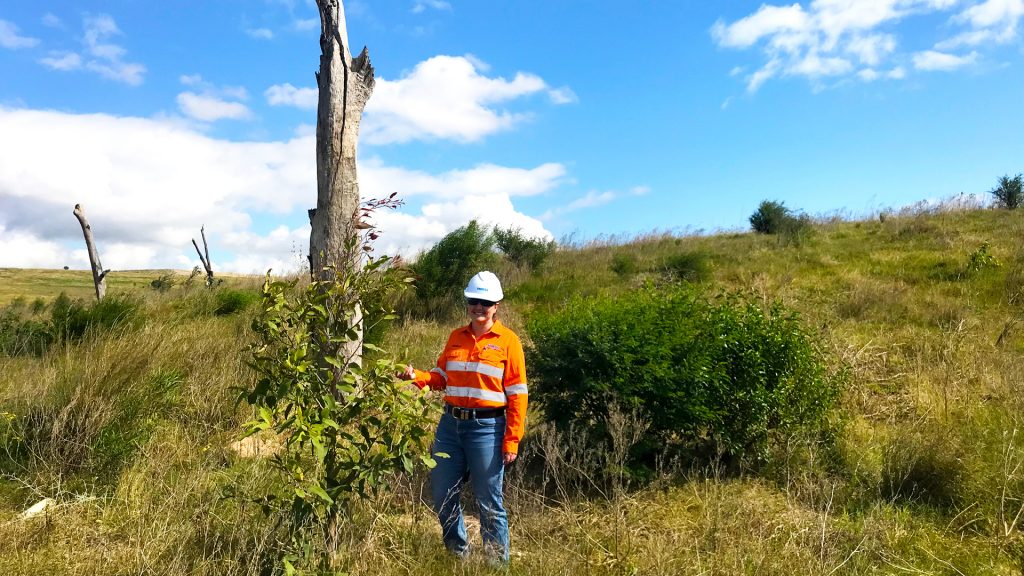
191, 226, 214, 286
73, 204, 109, 301
311, 0, 373, 371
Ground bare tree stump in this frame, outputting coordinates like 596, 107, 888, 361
191, 226, 214, 286
73, 204, 109, 301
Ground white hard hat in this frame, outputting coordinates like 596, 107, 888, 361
464, 271, 504, 302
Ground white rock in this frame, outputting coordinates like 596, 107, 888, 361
20, 497, 56, 520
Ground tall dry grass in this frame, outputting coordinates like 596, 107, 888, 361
3, 205, 1024, 573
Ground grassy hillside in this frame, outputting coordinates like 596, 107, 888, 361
0, 269, 197, 306
3, 203, 1024, 574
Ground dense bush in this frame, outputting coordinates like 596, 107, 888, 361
213, 287, 260, 316
610, 253, 640, 278
0, 307, 52, 356
50, 292, 141, 341
749, 200, 812, 243
411, 220, 496, 303
493, 227, 556, 270
662, 251, 712, 283
990, 174, 1023, 209
750, 200, 790, 234
526, 284, 841, 467
0, 293, 141, 357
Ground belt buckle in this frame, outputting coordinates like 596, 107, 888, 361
453, 406, 471, 420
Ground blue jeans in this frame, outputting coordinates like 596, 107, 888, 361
431, 412, 509, 562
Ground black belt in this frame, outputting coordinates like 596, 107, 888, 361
445, 404, 505, 420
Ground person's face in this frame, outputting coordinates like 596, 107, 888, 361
466, 297, 498, 324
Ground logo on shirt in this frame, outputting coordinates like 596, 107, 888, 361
483, 344, 502, 352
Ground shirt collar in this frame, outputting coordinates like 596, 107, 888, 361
462, 319, 505, 337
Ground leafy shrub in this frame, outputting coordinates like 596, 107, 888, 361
967, 241, 1001, 273
493, 227, 556, 270
990, 174, 1023, 209
30, 297, 46, 314
213, 288, 260, 316
662, 251, 711, 283
750, 200, 812, 243
244, 234, 436, 569
0, 307, 52, 357
50, 292, 141, 342
150, 272, 177, 292
527, 285, 841, 468
750, 200, 791, 234
412, 220, 496, 303
610, 253, 640, 278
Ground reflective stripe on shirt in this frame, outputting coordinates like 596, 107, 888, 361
445, 386, 508, 404
446, 360, 504, 380
430, 367, 449, 383
504, 383, 528, 397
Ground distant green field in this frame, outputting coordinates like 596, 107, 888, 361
0, 269, 236, 305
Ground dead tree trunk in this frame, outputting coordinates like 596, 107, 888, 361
311, 1, 374, 559
191, 226, 214, 286
73, 204, 109, 301
310, 0, 374, 370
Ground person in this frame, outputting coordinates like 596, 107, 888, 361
398, 271, 528, 564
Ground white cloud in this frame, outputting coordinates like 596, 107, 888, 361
43, 14, 147, 85
844, 33, 897, 65
246, 27, 274, 40
712, 4, 811, 49
176, 76, 252, 122
177, 92, 253, 122
412, 0, 452, 14
359, 157, 567, 200
912, 49, 979, 70
0, 226, 78, 268
941, 0, 1024, 46
265, 83, 318, 108
548, 86, 579, 104
0, 107, 560, 272
39, 52, 82, 71
956, 0, 1024, 29
293, 18, 319, 31
363, 55, 549, 144
540, 191, 616, 221
42, 13, 64, 29
0, 19, 40, 49
266, 55, 565, 145
713, 0, 1013, 91
86, 60, 145, 85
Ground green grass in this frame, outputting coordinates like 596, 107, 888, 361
3, 205, 1024, 574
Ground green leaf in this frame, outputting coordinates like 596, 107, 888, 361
308, 484, 333, 504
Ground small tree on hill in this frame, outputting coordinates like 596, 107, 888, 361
749, 200, 791, 234
412, 220, 496, 302
990, 174, 1023, 210
493, 227, 556, 270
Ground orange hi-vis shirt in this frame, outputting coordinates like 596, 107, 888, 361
413, 320, 528, 455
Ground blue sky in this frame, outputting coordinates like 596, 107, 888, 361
1, 0, 1023, 272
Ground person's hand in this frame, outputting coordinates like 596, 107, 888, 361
503, 452, 517, 465
396, 364, 415, 381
